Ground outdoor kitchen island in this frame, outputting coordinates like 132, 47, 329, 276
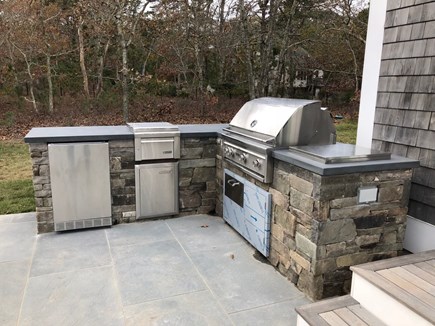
25, 123, 418, 301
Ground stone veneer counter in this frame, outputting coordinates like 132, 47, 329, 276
24, 124, 228, 233
216, 141, 419, 301
24, 126, 133, 143
24, 124, 228, 143
24, 124, 420, 302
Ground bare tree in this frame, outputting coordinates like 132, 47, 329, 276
115, 0, 151, 121
77, 15, 91, 103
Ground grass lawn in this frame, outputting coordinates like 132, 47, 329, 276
0, 141, 35, 214
336, 120, 358, 144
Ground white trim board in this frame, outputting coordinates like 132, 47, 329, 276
356, 1, 388, 149
404, 216, 435, 253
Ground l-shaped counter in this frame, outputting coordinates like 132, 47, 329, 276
25, 124, 419, 300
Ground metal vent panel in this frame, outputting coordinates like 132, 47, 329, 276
54, 217, 112, 232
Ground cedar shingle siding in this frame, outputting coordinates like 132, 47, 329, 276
373, 0, 435, 225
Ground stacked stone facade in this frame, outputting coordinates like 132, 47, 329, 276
109, 140, 136, 223
29, 140, 137, 232
179, 137, 217, 215
28, 136, 219, 232
270, 162, 411, 300
216, 144, 412, 300
29, 143, 53, 233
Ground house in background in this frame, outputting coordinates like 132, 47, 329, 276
357, 0, 435, 253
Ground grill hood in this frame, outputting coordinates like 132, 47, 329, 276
227, 97, 336, 147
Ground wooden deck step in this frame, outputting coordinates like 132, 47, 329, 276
351, 249, 435, 326
296, 295, 386, 326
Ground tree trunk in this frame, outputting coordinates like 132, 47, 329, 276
218, 0, 226, 84
96, 40, 110, 98
239, 0, 255, 99
17, 47, 38, 112
117, 16, 129, 122
346, 38, 359, 93
46, 54, 54, 113
194, 43, 204, 95
77, 17, 91, 103
121, 40, 129, 122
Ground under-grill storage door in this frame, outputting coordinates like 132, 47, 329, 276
223, 169, 272, 256
136, 162, 179, 218
48, 142, 112, 231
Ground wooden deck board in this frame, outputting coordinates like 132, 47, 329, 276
320, 311, 349, 326
402, 264, 435, 286
390, 266, 435, 296
350, 250, 435, 272
296, 295, 385, 326
347, 305, 387, 326
334, 307, 368, 326
426, 259, 435, 268
415, 262, 435, 277
353, 267, 435, 323
377, 269, 435, 307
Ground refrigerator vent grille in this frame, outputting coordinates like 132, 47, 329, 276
55, 217, 112, 232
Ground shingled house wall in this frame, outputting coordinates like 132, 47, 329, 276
373, 0, 435, 226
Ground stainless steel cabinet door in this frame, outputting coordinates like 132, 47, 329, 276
136, 162, 179, 218
48, 142, 112, 224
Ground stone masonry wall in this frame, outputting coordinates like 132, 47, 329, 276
215, 139, 224, 217
29, 136, 218, 233
216, 140, 412, 300
29, 143, 53, 233
109, 140, 136, 224
179, 137, 217, 215
270, 161, 411, 300
29, 140, 136, 232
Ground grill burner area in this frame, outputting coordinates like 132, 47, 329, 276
222, 97, 336, 183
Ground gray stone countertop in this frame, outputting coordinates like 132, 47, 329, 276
272, 149, 419, 176
24, 124, 228, 143
178, 124, 228, 138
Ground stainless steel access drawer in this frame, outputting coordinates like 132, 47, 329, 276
135, 162, 179, 218
134, 137, 180, 161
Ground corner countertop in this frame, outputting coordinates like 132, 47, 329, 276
272, 149, 419, 176
24, 124, 228, 143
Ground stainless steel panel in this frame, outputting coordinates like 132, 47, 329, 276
129, 122, 180, 161
222, 140, 273, 183
48, 142, 112, 228
228, 97, 336, 147
128, 122, 178, 133
229, 98, 318, 137
134, 137, 180, 161
288, 143, 391, 164
135, 162, 179, 218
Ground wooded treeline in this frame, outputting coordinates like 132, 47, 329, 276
0, 0, 368, 121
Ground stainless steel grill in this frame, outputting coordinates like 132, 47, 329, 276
221, 97, 336, 183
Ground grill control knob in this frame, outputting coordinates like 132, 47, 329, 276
224, 146, 235, 157
239, 153, 248, 163
253, 159, 262, 168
